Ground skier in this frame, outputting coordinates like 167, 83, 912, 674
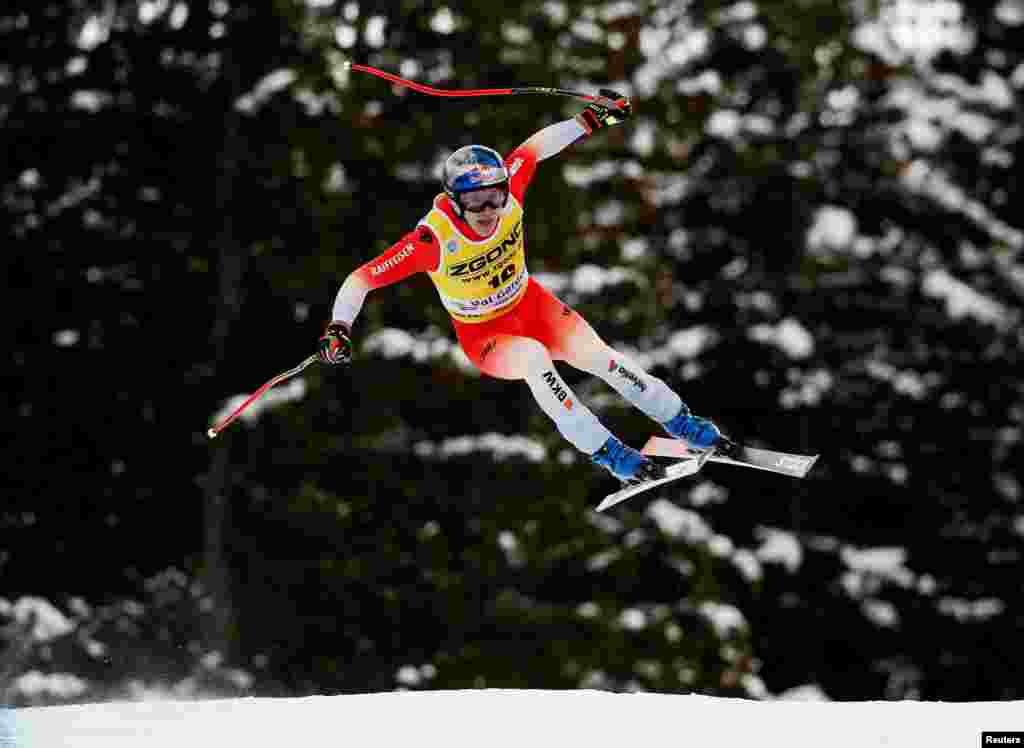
318, 90, 725, 485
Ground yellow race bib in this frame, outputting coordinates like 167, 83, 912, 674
420, 195, 529, 323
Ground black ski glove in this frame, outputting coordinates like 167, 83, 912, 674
318, 321, 353, 365
577, 89, 633, 134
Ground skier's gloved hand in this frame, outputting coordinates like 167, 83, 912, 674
318, 321, 353, 365
577, 89, 633, 134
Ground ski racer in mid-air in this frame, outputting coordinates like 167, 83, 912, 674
318, 90, 726, 485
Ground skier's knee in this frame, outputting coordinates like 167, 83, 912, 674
573, 341, 619, 376
515, 337, 553, 374
483, 336, 552, 379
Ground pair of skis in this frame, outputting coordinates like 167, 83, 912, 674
595, 436, 818, 512
204, 357, 819, 514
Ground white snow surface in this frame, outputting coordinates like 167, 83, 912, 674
10, 689, 1023, 748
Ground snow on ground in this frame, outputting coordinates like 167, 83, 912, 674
8, 689, 1024, 748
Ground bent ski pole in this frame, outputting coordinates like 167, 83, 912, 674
342, 61, 619, 108
207, 354, 319, 439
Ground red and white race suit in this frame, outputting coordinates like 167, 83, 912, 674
329, 118, 683, 454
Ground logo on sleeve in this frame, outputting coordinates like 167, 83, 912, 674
371, 244, 415, 276
508, 157, 524, 176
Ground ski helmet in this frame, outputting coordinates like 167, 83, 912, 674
442, 145, 509, 217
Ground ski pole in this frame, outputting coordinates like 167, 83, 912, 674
342, 61, 620, 108
207, 354, 320, 439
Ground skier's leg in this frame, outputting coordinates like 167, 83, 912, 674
452, 292, 668, 480
455, 328, 663, 481
474, 334, 612, 454
526, 282, 722, 448
561, 318, 723, 446
533, 292, 682, 422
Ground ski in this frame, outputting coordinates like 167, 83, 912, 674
642, 436, 819, 479
596, 438, 819, 513
595, 450, 712, 512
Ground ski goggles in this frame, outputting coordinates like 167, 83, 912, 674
457, 185, 509, 213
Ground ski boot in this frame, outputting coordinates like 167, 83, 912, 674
591, 436, 666, 485
663, 404, 736, 454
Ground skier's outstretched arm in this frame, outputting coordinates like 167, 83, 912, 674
318, 227, 441, 364
506, 89, 632, 194
515, 89, 632, 158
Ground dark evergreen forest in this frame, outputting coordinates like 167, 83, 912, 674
3, 0, 1022, 704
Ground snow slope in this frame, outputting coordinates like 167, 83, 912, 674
9, 689, 1023, 748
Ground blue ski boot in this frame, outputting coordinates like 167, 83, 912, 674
662, 403, 722, 449
591, 436, 666, 485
